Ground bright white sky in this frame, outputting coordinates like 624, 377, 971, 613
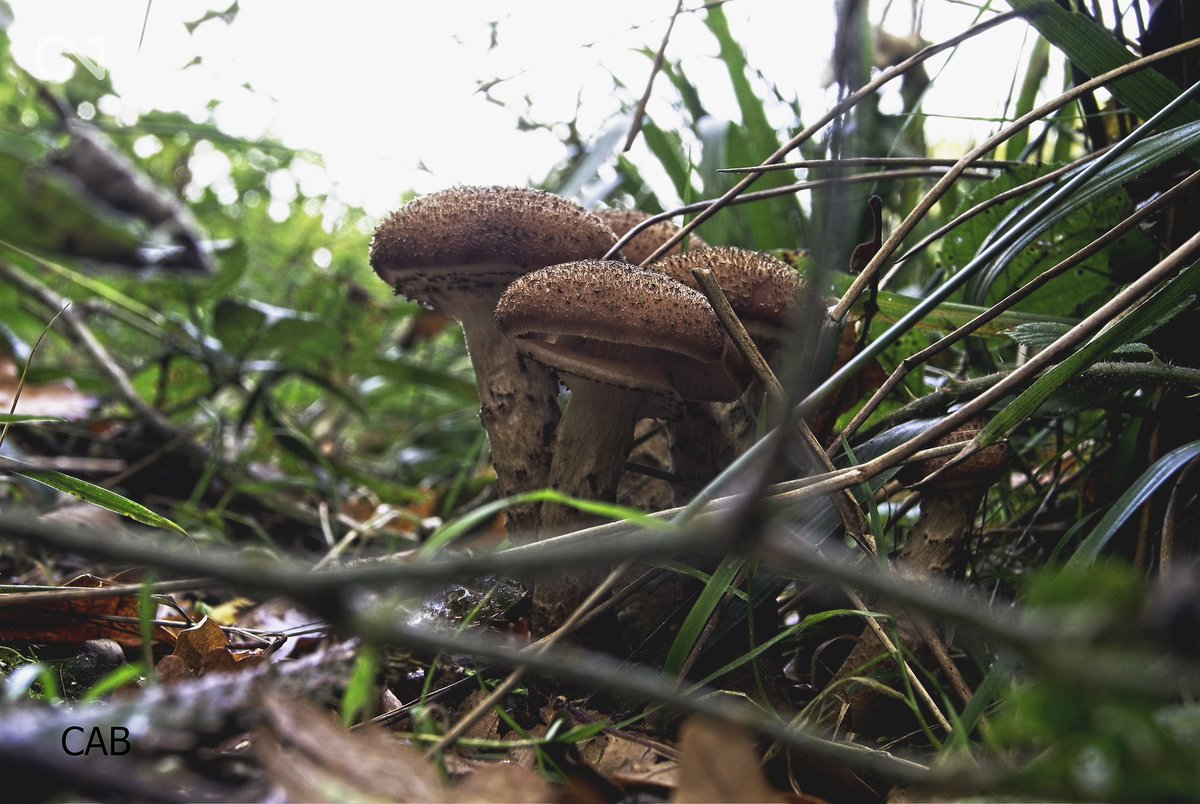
6, 1, 1041, 218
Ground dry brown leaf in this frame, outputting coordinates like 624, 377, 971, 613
158, 616, 266, 681
173, 617, 229, 671
257, 695, 445, 802
450, 762, 553, 803
454, 688, 502, 748
590, 735, 678, 789
0, 351, 97, 420
154, 654, 192, 683
673, 717, 783, 803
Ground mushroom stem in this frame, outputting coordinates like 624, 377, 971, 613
533, 380, 643, 638
458, 307, 561, 541
669, 398, 756, 505
539, 379, 644, 535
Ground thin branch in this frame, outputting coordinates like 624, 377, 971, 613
623, 0, 684, 152
719, 156, 1022, 172
606, 11, 1023, 265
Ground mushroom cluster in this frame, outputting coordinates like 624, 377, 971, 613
370, 189, 807, 633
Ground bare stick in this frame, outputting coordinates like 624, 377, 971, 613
831, 166, 1200, 452
622, 0, 684, 152
612, 11, 1023, 266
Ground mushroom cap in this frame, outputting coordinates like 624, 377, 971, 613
369, 186, 618, 316
495, 260, 745, 402
594, 208, 706, 266
904, 417, 1010, 490
652, 246, 803, 341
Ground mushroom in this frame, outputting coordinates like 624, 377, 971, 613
496, 260, 746, 635
828, 417, 1010, 736
594, 208, 707, 266
496, 260, 746, 532
650, 247, 805, 501
593, 209, 707, 512
370, 186, 618, 539
896, 417, 1011, 579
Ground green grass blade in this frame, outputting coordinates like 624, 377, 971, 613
419, 489, 674, 558
663, 555, 744, 679
11, 467, 188, 536
0, 414, 66, 425
1008, 0, 1200, 131
1003, 37, 1051, 160
1067, 439, 1200, 567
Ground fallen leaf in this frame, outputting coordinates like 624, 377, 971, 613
158, 616, 266, 681
257, 695, 445, 802
590, 735, 678, 789
0, 350, 97, 420
673, 717, 783, 803
450, 762, 553, 803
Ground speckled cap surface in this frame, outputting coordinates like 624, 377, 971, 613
496, 260, 744, 401
594, 208, 706, 266
370, 186, 618, 311
653, 246, 803, 329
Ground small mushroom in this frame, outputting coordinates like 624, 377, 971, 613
650, 247, 805, 501
828, 417, 1010, 736
897, 417, 1011, 578
594, 208, 707, 266
370, 186, 618, 539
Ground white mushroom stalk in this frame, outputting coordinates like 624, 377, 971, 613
594, 207, 709, 512
370, 187, 618, 540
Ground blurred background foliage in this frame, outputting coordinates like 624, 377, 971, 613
2, 0, 1200, 798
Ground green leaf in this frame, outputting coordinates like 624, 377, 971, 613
368, 356, 478, 405
978, 257, 1200, 445
1002, 37, 1051, 160
1068, 439, 1200, 566
1003, 321, 1153, 356
947, 165, 1134, 316
342, 645, 378, 727
80, 662, 145, 703
640, 121, 694, 202
826, 269, 1078, 339
11, 467, 188, 536
966, 123, 1200, 311
1008, 0, 1200, 132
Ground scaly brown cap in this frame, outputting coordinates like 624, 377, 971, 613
595, 208, 706, 266
905, 417, 1011, 490
369, 186, 618, 315
653, 246, 803, 341
495, 260, 744, 402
